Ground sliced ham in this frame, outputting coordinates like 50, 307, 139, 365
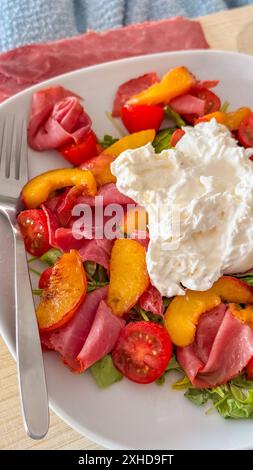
74, 183, 135, 207
40, 286, 108, 370
53, 226, 113, 269
177, 304, 253, 388
196, 80, 219, 89
78, 238, 114, 269
112, 72, 158, 117
28, 87, 92, 150
54, 227, 85, 251
56, 183, 135, 228
0, 18, 209, 103
138, 284, 163, 316
41, 204, 59, 246
77, 300, 125, 371
170, 94, 206, 116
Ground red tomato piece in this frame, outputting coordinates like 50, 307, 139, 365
17, 209, 50, 257
183, 88, 221, 124
246, 357, 253, 380
191, 87, 221, 114
39, 267, 53, 289
238, 113, 253, 148
120, 104, 164, 133
112, 321, 172, 384
170, 129, 185, 147
181, 114, 197, 125
59, 130, 98, 166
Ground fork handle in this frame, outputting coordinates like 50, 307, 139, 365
14, 229, 49, 439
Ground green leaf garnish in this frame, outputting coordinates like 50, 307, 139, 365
90, 355, 123, 389
40, 248, 62, 266
220, 101, 230, 113
32, 288, 43, 296
99, 134, 119, 149
152, 128, 175, 153
84, 261, 97, 279
164, 105, 186, 127
183, 374, 253, 419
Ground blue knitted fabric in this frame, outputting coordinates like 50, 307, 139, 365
0, 0, 252, 52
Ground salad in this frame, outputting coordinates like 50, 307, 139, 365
17, 66, 253, 420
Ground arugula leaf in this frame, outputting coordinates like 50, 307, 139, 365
183, 374, 253, 419
164, 105, 186, 127
133, 305, 163, 324
84, 261, 97, 279
163, 297, 172, 309
172, 375, 191, 390
99, 134, 119, 149
156, 354, 183, 386
90, 355, 123, 389
152, 128, 175, 153
166, 355, 182, 372
94, 264, 108, 283
40, 248, 62, 266
32, 288, 43, 296
85, 263, 109, 292
220, 101, 230, 113
185, 388, 210, 406
156, 375, 166, 386
87, 280, 109, 293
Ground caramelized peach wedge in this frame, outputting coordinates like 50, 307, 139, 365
82, 129, 156, 186
164, 276, 253, 347
119, 206, 148, 235
21, 168, 97, 209
36, 250, 87, 331
107, 239, 149, 317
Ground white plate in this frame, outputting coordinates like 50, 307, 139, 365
1, 50, 253, 450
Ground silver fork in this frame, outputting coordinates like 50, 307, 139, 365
0, 117, 49, 439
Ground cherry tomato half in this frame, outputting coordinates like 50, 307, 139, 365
191, 87, 221, 114
238, 113, 253, 148
120, 104, 164, 133
59, 130, 98, 166
39, 267, 53, 289
170, 129, 185, 147
17, 209, 50, 257
112, 321, 172, 384
246, 356, 253, 380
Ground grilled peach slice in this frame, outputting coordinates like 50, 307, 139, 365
81, 129, 155, 186
107, 239, 149, 316
229, 303, 253, 330
21, 168, 97, 209
119, 206, 148, 235
165, 276, 253, 347
36, 250, 86, 331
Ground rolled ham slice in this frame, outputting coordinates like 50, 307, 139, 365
177, 304, 253, 388
28, 87, 92, 150
40, 286, 108, 370
77, 300, 125, 371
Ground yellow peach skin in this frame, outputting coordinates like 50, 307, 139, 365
127, 66, 196, 106
164, 276, 253, 347
196, 107, 251, 130
82, 129, 156, 186
107, 239, 149, 317
21, 168, 97, 209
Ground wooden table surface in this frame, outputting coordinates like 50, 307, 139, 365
1, 4, 253, 451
